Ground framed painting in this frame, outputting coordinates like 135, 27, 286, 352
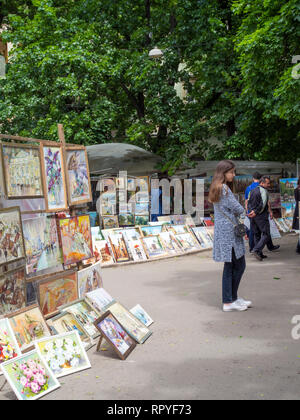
94, 239, 114, 266
135, 192, 149, 203
108, 302, 152, 344
127, 239, 148, 262
94, 311, 136, 360
37, 270, 78, 318
142, 235, 168, 259
122, 227, 142, 241
135, 215, 149, 226
136, 176, 149, 192
86, 287, 115, 313
0, 267, 26, 315
7, 304, 51, 352
46, 312, 92, 349
118, 213, 135, 227
108, 232, 130, 263
174, 232, 201, 252
168, 224, 189, 235
102, 216, 119, 230
130, 304, 154, 327
35, 331, 91, 378
159, 232, 182, 255
140, 225, 164, 237
23, 216, 62, 275
0, 206, 26, 266
1, 349, 60, 400
1, 143, 44, 199
77, 261, 103, 298
40, 145, 68, 212
0, 318, 22, 372
66, 147, 92, 206
59, 215, 93, 265
191, 227, 213, 249
59, 298, 102, 339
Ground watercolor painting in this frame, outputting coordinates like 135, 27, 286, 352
108, 232, 130, 262
86, 288, 115, 313
35, 331, 91, 378
23, 216, 62, 275
77, 261, 103, 298
102, 216, 119, 229
0, 206, 25, 266
140, 225, 164, 237
2, 144, 44, 198
46, 312, 91, 348
118, 213, 135, 227
0, 268, 26, 315
142, 235, 168, 259
130, 304, 154, 327
8, 305, 51, 352
127, 240, 148, 262
41, 146, 67, 211
159, 232, 182, 255
174, 232, 201, 252
0, 318, 22, 372
191, 227, 213, 248
1, 349, 60, 400
59, 215, 93, 265
66, 149, 91, 205
38, 271, 78, 318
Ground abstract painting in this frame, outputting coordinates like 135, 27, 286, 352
0, 318, 22, 372
2, 144, 44, 199
8, 304, 51, 352
77, 261, 103, 298
41, 146, 67, 211
0, 206, 25, 266
0, 268, 26, 315
35, 331, 91, 378
59, 215, 93, 265
23, 216, 62, 275
66, 148, 92, 205
1, 349, 60, 400
38, 271, 78, 318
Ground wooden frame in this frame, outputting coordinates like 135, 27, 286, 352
39, 143, 68, 212
108, 231, 130, 263
102, 215, 119, 229
65, 146, 92, 206
7, 303, 52, 353
1, 142, 45, 200
141, 235, 168, 260
0, 266, 27, 315
0, 206, 26, 267
94, 311, 136, 360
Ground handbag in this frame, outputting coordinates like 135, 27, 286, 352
217, 205, 247, 238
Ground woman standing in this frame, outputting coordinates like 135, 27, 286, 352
292, 177, 300, 254
209, 160, 251, 312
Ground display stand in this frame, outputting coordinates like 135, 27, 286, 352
96, 334, 104, 352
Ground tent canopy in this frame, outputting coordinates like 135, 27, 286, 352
86, 143, 163, 177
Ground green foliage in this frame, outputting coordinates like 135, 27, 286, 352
0, 0, 299, 174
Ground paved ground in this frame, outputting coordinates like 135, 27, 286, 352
1, 233, 300, 400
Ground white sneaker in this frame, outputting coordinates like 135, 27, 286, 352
236, 297, 252, 308
223, 301, 248, 312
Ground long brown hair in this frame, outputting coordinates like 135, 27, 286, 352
208, 160, 236, 203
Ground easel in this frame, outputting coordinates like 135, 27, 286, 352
96, 334, 104, 352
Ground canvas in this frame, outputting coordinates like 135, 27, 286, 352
118, 213, 135, 227
159, 232, 182, 255
59, 299, 101, 339
35, 331, 91, 378
66, 148, 92, 205
127, 239, 148, 262
0, 206, 25, 266
135, 215, 149, 226
140, 225, 164, 237
2, 144, 44, 199
59, 215, 93, 265
175, 232, 201, 252
8, 304, 51, 352
94, 311, 136, 360
168, 224, 189, 235
77, 261, 103, 298
130, 304, 154, 327
23, 216, 62, 275
102, 216, 119, 229
108, 232, 130, 262
108, 302, 152, 344
86, 287, 115, 313
142, 235, 168, 259
136, 176, 149, 192
94, 239, 114, 266
0, 318, 22, 373
41, 146, 67, 211
38, 271, 78, 318
122, 227, 142, 241
46, 312, 92, 348
0, 268, 26, 315
191, 227, 213, 248
1, 349, 60, 400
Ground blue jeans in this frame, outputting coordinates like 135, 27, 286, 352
222, 249, 246, 304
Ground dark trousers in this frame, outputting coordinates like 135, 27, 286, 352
248, 218, 274, 252
251, 215, 271, 255
222, 249, 246, 304
297, 238, 300, 254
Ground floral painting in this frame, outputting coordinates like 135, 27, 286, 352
59, 215, 93, 265
35, 331, 91, 378
42, 146, 67, 211
23, 216, 62, 275
0, 318, 21, 372
2, 145, 44, 198
0, 206, 25, 266
38, 272, 78, 318
0, 350, 60, 400
0, 268, 26, 315
77, 261, 103, 298
66, 149, 91, 205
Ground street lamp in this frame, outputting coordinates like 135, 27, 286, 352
148, 46, 163, 59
